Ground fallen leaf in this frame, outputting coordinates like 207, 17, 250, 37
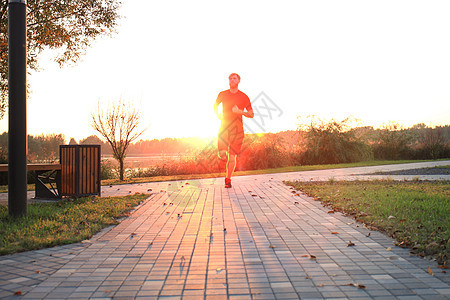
327, 210, 335, 214
388, 215, 396, 219
427, 241, 438, 248
428, 267, 434, 276
301, 254, 308, 257
366, 232, 371, 237
438, 265, 450, 269
399, 219, 406, 223
104, 290, 111, 293
14, 291, 22, 295
309, 255, 317, 260
269, 245, 276, 248
163, 203, 167, 206
331, 232, 339, 235
356, 283, 366, 289
386, 247, 392, 251
147, 189, 152, 191
223, 228, 227, 232
347, 241, 355, 247
294, 201, 299, 204
36, 271, 40, 274
252, 194, 258, 197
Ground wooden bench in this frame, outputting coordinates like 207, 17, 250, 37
0, 163, 62, 198
0, 163, 61, 172
1, 144, 101, 199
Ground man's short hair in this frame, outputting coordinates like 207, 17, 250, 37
229, 73, 240, 80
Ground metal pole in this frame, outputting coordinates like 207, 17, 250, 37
8, 0, 27, 217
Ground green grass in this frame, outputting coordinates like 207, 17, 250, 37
0, 193, 149, 255
285, 180, 450, 265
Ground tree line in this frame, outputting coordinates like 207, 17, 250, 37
0, 121, 448, 166
295, 119, 449, 165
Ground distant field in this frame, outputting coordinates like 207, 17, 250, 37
102, 154, 194, 168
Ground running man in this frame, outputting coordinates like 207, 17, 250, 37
214, 73, 254, 188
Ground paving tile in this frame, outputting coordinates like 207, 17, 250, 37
1, 163, 449, 298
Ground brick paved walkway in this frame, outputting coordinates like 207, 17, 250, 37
0, 162, 449, 299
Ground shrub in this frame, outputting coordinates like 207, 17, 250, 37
298, 116, 372, 165
101, 159, 117, 180
238, 134, 292, 170
413, 127, 450, 159
372, 122, 413, 160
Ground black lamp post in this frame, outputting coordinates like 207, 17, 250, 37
8, 0, 27, 217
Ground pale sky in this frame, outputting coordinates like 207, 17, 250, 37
1, 0, 449, 142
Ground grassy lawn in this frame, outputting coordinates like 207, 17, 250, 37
285, 180, 450, 265
0, 193, 149, 255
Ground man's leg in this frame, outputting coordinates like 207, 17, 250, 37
218, 150, 227, 161
226, 154, 237, 182
217, 150, 227, 172
224, 129, 243, 188
217, 127, 229, 172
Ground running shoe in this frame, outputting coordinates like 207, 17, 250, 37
225, 178, 232, 188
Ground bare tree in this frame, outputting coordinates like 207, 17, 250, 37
91, 99, 145, 180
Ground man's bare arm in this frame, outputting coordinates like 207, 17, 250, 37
232, 105, 254, 118
244, 108, 254, 118
214, 101, 222, 120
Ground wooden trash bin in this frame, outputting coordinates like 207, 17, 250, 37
60, 145, 101, 197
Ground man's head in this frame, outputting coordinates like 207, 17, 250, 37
229, 73, 240, 89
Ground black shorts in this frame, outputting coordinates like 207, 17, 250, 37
218, 126, 244, 155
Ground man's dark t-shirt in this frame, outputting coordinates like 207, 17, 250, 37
215, 90, 252, 132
